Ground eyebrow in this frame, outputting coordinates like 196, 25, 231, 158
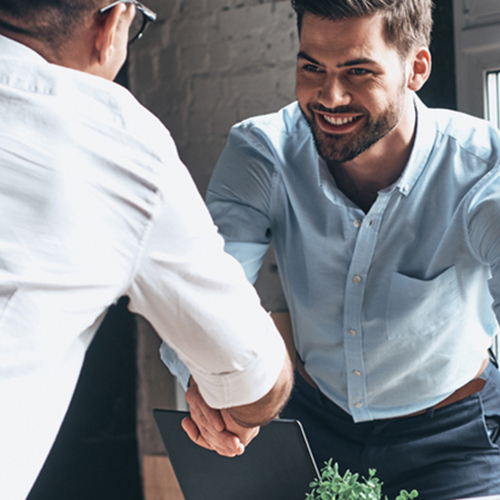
297, 51, 378, 69
297, 51, 322, 65
338, 58, 378, 68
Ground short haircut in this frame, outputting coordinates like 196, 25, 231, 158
291, 0, 433, 57
0, 0, 103, 45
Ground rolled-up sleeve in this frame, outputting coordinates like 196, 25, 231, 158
207, 124, 278, 284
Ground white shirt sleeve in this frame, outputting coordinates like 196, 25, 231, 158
126, 135, 286, 409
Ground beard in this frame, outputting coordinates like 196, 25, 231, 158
300, 90, 406, 164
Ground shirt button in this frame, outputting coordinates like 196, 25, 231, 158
352, 275, 361, 284
348, 329, 357, 336
352, 370, 361, 376
353, 219, 362, 228
354, 402, 363, 408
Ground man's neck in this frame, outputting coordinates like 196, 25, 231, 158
328, 95, 417, 213
0, 29, 58, 65
0, 21, 95, 73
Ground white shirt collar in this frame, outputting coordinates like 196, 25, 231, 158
0, 33, 49, 63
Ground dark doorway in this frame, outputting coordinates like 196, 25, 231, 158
27, 297, 143, 500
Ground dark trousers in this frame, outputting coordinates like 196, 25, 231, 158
281, 361, 500, 500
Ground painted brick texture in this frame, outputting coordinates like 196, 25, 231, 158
129, 0, 298, 195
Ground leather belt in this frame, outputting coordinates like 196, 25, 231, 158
295, 355, 489, 418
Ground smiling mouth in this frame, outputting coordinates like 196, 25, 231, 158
323, 115, 360, 126
315, 111, 364, 133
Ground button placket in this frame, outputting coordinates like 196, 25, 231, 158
343, 194, 391, 421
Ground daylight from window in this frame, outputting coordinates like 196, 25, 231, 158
486, 70, 500, 128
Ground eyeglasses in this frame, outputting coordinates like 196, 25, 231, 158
99, 0, 157, 45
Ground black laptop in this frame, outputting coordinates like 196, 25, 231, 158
153, 409, 320, 500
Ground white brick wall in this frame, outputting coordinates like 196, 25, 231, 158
129, 0, 298, 194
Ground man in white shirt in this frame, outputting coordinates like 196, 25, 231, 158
0, 1, 292, 499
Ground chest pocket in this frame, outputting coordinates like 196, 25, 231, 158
386, 266, 462, 339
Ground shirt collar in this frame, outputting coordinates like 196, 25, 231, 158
393, 95, 437, 196
0, 33, 49, 64
0, 34, 60, 96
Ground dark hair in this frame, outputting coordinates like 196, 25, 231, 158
291, 0, 433, 56
0, 0, 102, 45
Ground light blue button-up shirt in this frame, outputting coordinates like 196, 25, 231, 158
163, 97, 500, 421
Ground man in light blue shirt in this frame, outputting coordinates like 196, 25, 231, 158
163, 0, 500, 498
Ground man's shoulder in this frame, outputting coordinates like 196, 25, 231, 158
67, 69, 166, 134
230, 101, 308, 141
0, 46, 176, 182
429, 106, 500, 162
54, 65, 177, 170
430, 106, 497, 135
0, 42, 170, 150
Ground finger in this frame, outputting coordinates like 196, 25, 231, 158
240, 426, 259, 447
202, 404, 225, 432
191, 400, 225, 434
200, 426, 243, 456
181, 417, 213, 450
184, 382, 245, 455
220, 409, 260, 448
182, 417, 242, 457
186, 382, 225, 433
188, 407, 228, 446
185, 416, 244, 456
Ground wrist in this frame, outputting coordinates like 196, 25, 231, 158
226, 354, 293, 428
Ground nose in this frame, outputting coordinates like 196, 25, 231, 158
317, 75, 352, 109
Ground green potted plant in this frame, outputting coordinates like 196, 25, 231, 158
306, 460, 418, 500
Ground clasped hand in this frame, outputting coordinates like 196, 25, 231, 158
181, 378, 260, 457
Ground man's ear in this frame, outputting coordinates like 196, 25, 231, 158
407, 47, 431, 92
94, 3, 128, 66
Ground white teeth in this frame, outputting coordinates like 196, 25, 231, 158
323, 115, 357, 125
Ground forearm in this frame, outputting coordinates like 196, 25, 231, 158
226, 352, 294, 428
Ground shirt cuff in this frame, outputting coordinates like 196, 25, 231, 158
191, 329, 287, 409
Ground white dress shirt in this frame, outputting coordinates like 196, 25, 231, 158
0, 35, 286, 500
